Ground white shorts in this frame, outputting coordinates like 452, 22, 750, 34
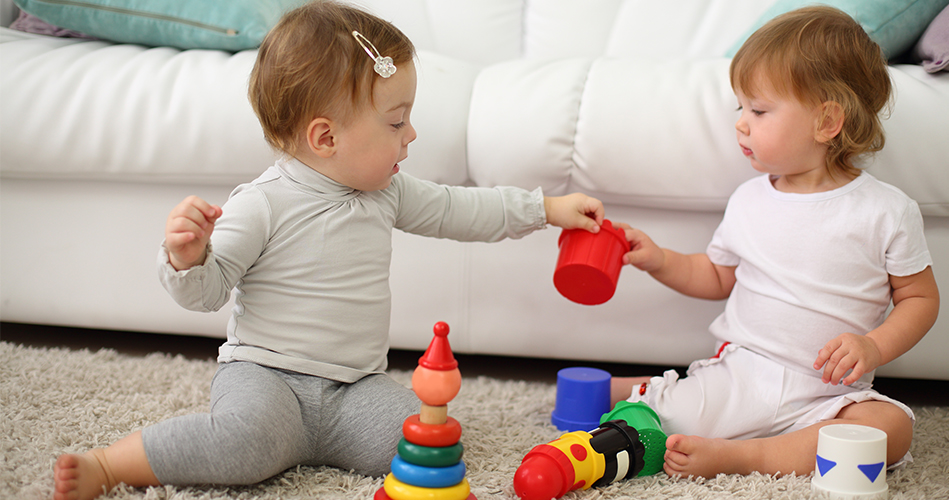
627, 343, 915, 441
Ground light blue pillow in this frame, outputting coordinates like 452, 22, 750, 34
726, 0, 949, 58
13, 0, 310, 51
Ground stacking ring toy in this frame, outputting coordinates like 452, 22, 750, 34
391, 455, 466, 488
403, 415, 462, 448
384, 474, 470, 500
375, 489, 477, 500
398, 438, 464, 467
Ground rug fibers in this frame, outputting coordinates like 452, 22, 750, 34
3, 342, 948, 499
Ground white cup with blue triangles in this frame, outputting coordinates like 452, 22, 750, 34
812, 424, 888, 500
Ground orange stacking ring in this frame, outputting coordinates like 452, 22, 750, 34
403, 415, 463, 448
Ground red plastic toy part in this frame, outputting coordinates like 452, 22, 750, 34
513, 444, 575, 500
553, 219, 630, 305
418, 321, 458, 370
403, 415, 463, 448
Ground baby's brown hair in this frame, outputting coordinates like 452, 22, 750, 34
248, 1, 415, 155
730, 6, 891, 178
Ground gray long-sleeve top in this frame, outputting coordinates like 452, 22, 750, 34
158, 157, 546, 382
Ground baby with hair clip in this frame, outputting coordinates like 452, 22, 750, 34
53, 2, 606, 499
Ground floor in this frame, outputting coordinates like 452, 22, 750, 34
3, 321, 947, 406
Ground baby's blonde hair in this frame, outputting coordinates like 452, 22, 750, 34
248, 1, 415, 155
730, 6, 891, 178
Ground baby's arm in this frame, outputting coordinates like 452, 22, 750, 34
616, 223, 736, 300
165, 195, 223, 271
814, 266, 940, 385
543, 193, 604, 232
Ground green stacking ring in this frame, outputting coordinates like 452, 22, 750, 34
397, 438, 464, 467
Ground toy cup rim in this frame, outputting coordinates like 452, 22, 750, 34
557, 219, 630, 253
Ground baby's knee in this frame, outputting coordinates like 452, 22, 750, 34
204, 411, 304, 482
881, 407, 914, 463
234, 410, 301, 449
144, 410, 303, 486
837, 401, 913, 464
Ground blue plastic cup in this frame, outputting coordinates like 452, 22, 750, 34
551, 367, 611, 431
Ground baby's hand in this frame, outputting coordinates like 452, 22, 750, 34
544, 193, 604, 232
814, 333, 882, 386
165, 195, 222, 271
615, 222, 665, 272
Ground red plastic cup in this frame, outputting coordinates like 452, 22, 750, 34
554, 219, 630, 305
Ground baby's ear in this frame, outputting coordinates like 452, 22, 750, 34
306, 117, 336, 158
815, 101, 844, 143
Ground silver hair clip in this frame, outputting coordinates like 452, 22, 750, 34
352, 30, 396, 78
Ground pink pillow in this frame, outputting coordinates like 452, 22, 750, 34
9, 11, 98, 40
913, 5, 949, 73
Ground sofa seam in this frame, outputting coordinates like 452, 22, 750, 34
567, 58, 596, 193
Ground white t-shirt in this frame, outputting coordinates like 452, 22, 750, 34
159, 157, 547, 383
706, 173, 932, 378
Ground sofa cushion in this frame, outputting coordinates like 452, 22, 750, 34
469, 58, 756, 212
726, 0, 949, 58
605, 0, 772, 59
0, 28, 474, 186
356, 0, 524, 65
13, 0, 307, 51
468, 56, 949, 216
0, 30, 273, 185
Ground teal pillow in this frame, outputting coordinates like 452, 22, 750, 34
13, 0, 310, 51
726, 0, 949, 58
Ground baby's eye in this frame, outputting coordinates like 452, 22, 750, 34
736, 105, 764, 116
392, 122, 406, 130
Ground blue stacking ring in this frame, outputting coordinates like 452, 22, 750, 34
390, 455, 466, 488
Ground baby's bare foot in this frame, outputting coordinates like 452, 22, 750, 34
664, 434, 754, 479
53, 450, 116, 500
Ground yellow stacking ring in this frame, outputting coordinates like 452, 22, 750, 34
383, 473, 470, 500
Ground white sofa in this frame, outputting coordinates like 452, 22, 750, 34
2, 0, 948, 380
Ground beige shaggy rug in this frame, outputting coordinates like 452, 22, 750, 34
3, 341, 948, 500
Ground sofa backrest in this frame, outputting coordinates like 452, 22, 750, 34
355, 0, 774, 64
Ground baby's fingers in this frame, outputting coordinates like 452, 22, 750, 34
841, 364, 866, 386
813, 337, 842, 372
183, 195, 223, 222
168, 204, 211, 232
164, 228, 199, 250
582, 198, 605, 227
169, 196, 221, 227
826, 356, 858, 386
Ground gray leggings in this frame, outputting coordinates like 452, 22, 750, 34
141, 361, 419, 485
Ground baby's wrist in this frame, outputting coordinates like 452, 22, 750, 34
169, 248, 206, 271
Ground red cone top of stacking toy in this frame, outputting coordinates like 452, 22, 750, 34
418, 321, 458, 370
